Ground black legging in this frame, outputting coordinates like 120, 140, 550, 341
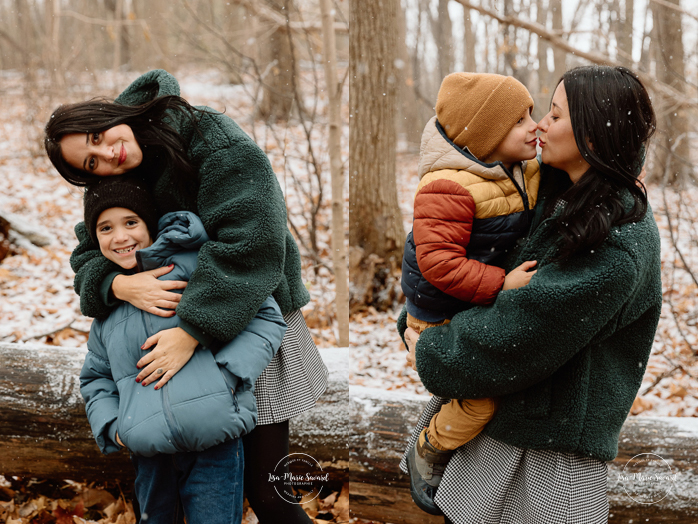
242, 420, 312, 524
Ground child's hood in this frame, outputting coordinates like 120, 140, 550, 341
136, 211, 209, 271
418, 115, 531, 183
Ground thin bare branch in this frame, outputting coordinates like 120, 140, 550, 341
453, 0, 698, 111
229, 0, 348, 33
650, 0, 698, 23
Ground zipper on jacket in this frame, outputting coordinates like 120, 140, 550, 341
161, 383, 187, 450
503, 164, 530, 212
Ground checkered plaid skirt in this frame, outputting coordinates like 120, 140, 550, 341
400, 396, 609, 524
254, 309, 329, 425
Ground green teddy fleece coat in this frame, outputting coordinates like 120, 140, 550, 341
71, 70, 309, 345
399, 168, 662, 461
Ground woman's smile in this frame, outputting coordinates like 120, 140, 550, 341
118, 144, 127, 166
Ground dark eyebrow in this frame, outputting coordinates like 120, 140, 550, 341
82, 133, 89, 171
552, 102, 561, 110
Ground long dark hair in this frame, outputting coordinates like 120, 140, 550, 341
546, 65, 656, 262
44, 95, 204, 187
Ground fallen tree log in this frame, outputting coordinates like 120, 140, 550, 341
3, 343, 696, 522
0, 343, 348, 486
349, 385, 698, 524
0, 211, 51, 247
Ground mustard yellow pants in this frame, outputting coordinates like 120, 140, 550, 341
407, 313, 498, 451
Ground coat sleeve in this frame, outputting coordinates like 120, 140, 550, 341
214, 296, 287, 393
176, 117, 289, 343
70, 221, 123, 320
80, 326, 122, 455
411, 246, 638, 399
413, 178, 506, 306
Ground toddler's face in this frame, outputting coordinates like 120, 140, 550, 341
96, 207, 152, 270
485, 108, 538, 168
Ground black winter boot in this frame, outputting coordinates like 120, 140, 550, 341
405, 428, 452, 515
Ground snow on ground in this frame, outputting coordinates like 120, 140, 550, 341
0, 66, 346, 348
350, 149, 698, 418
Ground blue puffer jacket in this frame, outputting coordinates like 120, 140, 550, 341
80, 211, 287, 457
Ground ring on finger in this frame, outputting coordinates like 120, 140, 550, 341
156, 368, 164, 375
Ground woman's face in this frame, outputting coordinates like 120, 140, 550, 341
60, 124, 143, 176
537, 81, 590, 183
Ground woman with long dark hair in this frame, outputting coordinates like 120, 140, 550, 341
45, 70, 327, 524
402, 65, 661, 523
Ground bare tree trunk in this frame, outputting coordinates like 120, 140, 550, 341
550, 0, 565, 81
44, 0, 65, 88
431, 0, 453, 81
223, 3, 248, 84
397, 0, 423, 146
482, 0, 491, 71
616, 0, 634, 65
502, 0, 518, 78
651, 0, 692, 185
108, 0, 124, 76
534, 0, 550, 122
349, 0, 405, 313
259, 0, 298, 121
638, 4, 651, 72
463, 6, 477, 72
135, 0, 171, 71
14, 0, 35, 81
319, 0, 349, 347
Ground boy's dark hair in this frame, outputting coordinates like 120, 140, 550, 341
545, 65, 656, 262
84, 176, 160, 244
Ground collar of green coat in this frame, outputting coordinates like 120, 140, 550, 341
418, 115, 529, 183
114, 69, 180, 107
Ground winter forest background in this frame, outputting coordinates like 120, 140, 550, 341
350, 0, 698, 416
0, 0, 697, 522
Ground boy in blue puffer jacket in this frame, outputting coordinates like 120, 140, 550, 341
79, 175, 287, 524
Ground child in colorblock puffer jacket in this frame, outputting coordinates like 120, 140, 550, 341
401, 72, 542, 515
79, 175, 287, 524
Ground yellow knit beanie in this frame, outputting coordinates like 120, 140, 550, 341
436, 72, 534, 160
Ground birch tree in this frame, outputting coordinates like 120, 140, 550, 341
320, 0, 349, 346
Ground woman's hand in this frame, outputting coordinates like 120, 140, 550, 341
112, 265, 188, 317
503, 260, 537, 291
115, 431, 125, 448
136, 328, 199, 389
405, 327, 420, 371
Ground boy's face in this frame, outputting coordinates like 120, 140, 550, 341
484, 108, 538, 169
96, 207, 153, 270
